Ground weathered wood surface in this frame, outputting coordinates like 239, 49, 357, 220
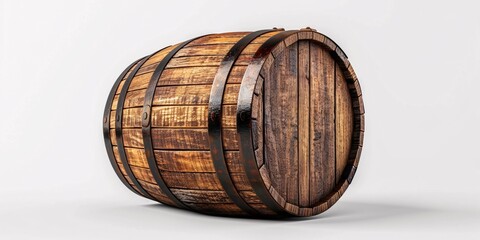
309, 41, 336, 205
251, 38, 354, 214
263, 41, 299, 205
298, 40, 310, 207
335, 64, 353, 183
104, 29, 364, 217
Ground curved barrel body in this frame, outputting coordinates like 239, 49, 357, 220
103, 28, 365, 217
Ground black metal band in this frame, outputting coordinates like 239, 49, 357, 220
208, 29, 278, 216
115, 56, 155, 200
237, 30, 300, 217
103, 58, 144, 197
142, 36, 209, 210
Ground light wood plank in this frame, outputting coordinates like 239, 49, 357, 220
298, 40, 310, 207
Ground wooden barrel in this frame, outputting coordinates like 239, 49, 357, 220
103, 28, 364, 217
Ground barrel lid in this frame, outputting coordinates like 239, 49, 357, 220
238, 30, 364, 216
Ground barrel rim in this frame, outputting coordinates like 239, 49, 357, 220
238, 29, 365, 217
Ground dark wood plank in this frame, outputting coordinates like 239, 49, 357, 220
249, 203, 277, 216
335, 64, 353, 183
230, 172, 254, 191
162, 172, 223, 190
309, 42, 336, 205
239, 191, 263, 203
252, 85, 264, 167
170, 188, 232, 203
137, 179, 176, 206
183, 203, 247, 216
264, 41, 299, 205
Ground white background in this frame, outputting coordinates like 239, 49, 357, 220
1, 0, 479, 239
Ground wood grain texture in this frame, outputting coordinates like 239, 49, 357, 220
184, 203, 247, 216
251, 33, 359, 214
140, 105, 237, 128
104, 29, 364, 217
176, 43, 263, 57
263, 41, 299, 205
298, 40, 310, 207
155, 150, 215, 172
335, 64, 353, 183
170, 189, 232, 203
151, 128, 238, 150
309, 42, 336, 205
137, 179, 176, 206
162, 172, 223, 190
